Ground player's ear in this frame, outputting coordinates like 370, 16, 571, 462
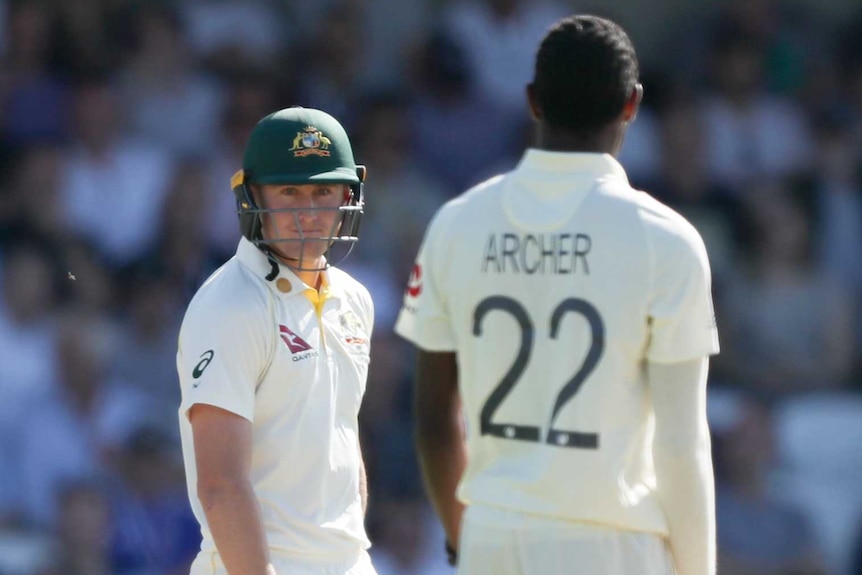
526, 83, 543, 121
622, 83, 643, 123
249, 183, 265, 207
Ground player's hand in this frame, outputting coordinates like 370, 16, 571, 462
445, 539, 458, 566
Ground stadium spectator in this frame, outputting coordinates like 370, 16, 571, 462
718, 182, 855, 395
0, 0, 69, 144
117, 2, 225, 158
712, 392, 826, 575
17, 308, 153, 528
408, 29, 524, 194
441, 0, 568, 115
106, 425, 199, 575
699, 18, 814, 193
58, 73, 176, 266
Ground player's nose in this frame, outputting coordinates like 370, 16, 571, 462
295, 204, 319, 223
291, 192, 321, 218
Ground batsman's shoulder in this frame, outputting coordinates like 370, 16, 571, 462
181, 258, 271, 336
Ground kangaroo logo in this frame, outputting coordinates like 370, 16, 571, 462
279, 325, 313, 354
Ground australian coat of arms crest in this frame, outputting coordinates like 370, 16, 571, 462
290, 125, 332, 157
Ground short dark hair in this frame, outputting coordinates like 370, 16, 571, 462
532, 15, 639, 134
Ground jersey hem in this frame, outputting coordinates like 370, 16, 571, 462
464, 501, 670, 539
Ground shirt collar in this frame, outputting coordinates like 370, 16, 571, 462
501, 149, 630, 231
515, 149, 629, 183
235, 237, 343, 299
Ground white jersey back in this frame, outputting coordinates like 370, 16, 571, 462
395, 151, 719, 535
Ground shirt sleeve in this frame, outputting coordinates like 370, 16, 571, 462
358, 282, 375, 339
394, 206, 457, 351
645, 215, 720, 363
176, 287, 273, 422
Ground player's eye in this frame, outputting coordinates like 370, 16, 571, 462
315, 187, 333, 196
280, 187, 299, 196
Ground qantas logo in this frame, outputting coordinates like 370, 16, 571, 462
279, 325, 313, 353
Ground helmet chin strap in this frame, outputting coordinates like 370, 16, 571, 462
260, 244, 329, 281
264, 251, 280, 281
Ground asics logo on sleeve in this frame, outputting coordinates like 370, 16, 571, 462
192, 350, 215, 379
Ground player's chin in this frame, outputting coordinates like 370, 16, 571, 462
265, 242, 303, 260
283, 241, 329, 265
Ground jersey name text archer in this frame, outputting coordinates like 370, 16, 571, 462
481, 232, 592, 275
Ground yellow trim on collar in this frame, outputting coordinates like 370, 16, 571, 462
302, 273, 332, 318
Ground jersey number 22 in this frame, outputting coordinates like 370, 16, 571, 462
473, 296, 604, 449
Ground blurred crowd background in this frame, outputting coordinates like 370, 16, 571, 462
0, 0, 861, 574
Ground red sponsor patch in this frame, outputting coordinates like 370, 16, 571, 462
406, 264, 422, 297
279, 325, 313, 354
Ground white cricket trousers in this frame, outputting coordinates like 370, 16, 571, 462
189, 548, 378, 575
458, 505, 676, 575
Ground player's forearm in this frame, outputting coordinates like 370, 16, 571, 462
416, 412, 468, 549
654, 447, 716, 575
358, 438, 368, 514
199, 480, 275, 575
648, 358, 716, 575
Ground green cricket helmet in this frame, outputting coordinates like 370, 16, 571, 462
231, 106, 365, 269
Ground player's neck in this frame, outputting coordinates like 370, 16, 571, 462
267, 247, 325, 291
294, 268, 323, 291
280, 258, 324, 290
536, 124, 623, 156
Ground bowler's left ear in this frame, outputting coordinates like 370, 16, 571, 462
623, 83, 643, 123
526, 83, 543, 121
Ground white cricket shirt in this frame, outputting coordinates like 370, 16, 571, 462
395, 150, 720, 536
178, 238, 374, 559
